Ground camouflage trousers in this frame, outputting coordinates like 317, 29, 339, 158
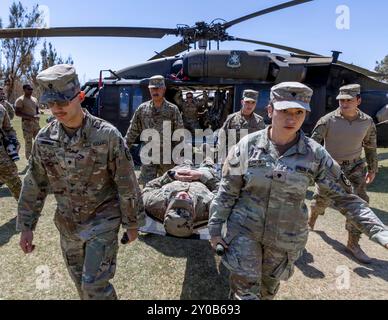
0, 152, 22, 200
139, 163, 174, 186
60, 229, 119, 300
311, 159, 369, 239
222, 232, 301, 300
22, 118, 40, 160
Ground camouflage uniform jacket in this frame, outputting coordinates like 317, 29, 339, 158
0, 100, 15, 120
311, 108, 378, 173
17, 110, 142, 240
209, 127, 388, 251
218, 110, 265, 145
174, 93, 208, 123
125, 99, 184, 147
221, 110, 265, 134
0, 104, 17, 160
217, 110, 265, 162
143, 160, 219, 223
0, 104, 17, 140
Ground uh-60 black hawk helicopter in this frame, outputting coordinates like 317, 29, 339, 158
1, 0, 388, 151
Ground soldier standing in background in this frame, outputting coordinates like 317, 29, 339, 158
17, 64, 143, 300
0, 86, 15, 120
174, 90, 208, 135
217, 89, 265, 164
309, 84, 378, 264
0, 86, 17, 189
0, 103, 21, 200
209, 82, 388, 300
125, 75, 184, 185
15, 84, 41, 160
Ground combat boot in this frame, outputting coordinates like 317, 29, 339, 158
230, 291, 259, 300
308, 208, 320, 230
347, 235, 372, 264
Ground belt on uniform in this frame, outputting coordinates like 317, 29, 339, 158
338, 158, 362, 165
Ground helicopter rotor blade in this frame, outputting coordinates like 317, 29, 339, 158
149, 41, 190, 60
231, 36, 318, 56
0, 26, 179, 39
223, 0, 314, 29
334, 61, 385, 78
231, 37, 383, 78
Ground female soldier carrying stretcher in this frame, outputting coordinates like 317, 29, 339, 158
208, 82, 388, 300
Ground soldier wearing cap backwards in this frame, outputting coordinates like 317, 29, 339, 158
142, 158, 219, 237
208, 82, 388, 300
17, 64, 143, 300
174, 90, 208, 135
125, 75, 184, 185
309, 84, 378, 264
15, 84, 41, 160
217, 89, 265, 163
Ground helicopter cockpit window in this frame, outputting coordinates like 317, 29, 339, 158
256, 90, 270, 114
119, 87, 131, 118
132, 87, 143, 113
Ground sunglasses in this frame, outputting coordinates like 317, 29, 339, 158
47, 91, 80, 108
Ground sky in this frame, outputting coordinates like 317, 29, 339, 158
1, 0, 388, 83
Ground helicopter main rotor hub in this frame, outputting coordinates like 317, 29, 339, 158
177, 22, 229, 45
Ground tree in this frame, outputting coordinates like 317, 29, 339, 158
1, 1, 43, 101
40, 41, 74, 70
0, 2, 74, 101
375, 55, 388, 83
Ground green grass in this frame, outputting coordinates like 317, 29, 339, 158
0, 115, 387, 300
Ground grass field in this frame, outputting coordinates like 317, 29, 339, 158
0, 114, 387, 300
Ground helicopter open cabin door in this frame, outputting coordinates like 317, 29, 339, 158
98, 83, 144, 136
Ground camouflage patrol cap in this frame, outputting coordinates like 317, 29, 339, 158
336, 84, 361, 100
148, 75, 165, 88
242, 89, 259, 102
270, 82, 313, 112
37, 64, 80, 104
164, 198, 194, 237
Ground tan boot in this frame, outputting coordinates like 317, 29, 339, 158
308, 208, 320, 230
347, 235, 372, 264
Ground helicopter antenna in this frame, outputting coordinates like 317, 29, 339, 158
331, 51, 342, 63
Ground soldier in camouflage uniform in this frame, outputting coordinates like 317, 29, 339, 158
217, 89, 265, 163
309, 84, 378, 264
0, 86, 17, 188
17, 64, 143, 300
125, 75, 184, 185
15, 84, 41, 160
208, 82, 388, 300
0, 104, 21, 200
142, 158, 219, 237
0, 86, 15, 120
174, 90, 208, 135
